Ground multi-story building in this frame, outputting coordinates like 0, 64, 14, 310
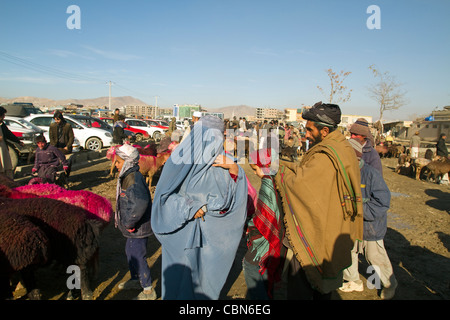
158, 108, 173, 118
256, 107, 283, 120
173, 104, 201, 120
124, 105, 158, 118
284, 108, 297, 122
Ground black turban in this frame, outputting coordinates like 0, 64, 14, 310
302, 101, 341, 126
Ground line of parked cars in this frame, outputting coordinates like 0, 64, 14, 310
1, 103, 170, 170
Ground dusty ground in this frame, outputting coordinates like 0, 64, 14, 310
13, 154, 450, 300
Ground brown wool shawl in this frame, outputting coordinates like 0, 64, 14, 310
275, 130, 363, 293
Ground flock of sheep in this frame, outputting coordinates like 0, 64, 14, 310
0, 139, 178, 300
0, 174, 113, 300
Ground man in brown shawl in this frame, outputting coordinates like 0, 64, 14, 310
275, 102, 363, 299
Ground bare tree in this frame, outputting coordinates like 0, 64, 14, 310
368, 65, 407, 133
317, 68, 352, 104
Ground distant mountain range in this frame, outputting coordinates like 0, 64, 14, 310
0, 96, 259, 118
0, 96, 148, 109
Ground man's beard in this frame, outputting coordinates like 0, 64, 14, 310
308, 133, 323, 147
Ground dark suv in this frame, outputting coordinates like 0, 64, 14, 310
2, 102, 44, 117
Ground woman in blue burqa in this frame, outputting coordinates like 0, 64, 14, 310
151, 115, 248, 300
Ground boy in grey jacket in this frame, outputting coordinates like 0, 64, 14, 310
340, 138, 397, 300
114, 144, 156, 300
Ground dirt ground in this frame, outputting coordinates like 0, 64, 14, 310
12, 154, 450, 301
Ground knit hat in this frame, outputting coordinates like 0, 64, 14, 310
348, 138, 363, 159
116, 144, 140, 162
302, 101, 342, 126
349, 118, 371, 137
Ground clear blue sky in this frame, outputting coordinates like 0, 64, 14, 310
1, 0, 449, 120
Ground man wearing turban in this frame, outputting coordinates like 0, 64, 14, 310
274, 102, 364, 298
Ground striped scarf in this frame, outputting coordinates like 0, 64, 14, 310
246, 176, 283, 298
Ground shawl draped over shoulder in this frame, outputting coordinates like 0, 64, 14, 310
151, 115, 248, 300
275, 130, 363, 293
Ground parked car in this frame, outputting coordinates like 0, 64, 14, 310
125, 118, 167, 141
2, 102, 44, 117
175, 120, 187, 131
100, 117, 149, 142
155, 119, 169, 127
3, 116, 44, 169
143, 119, 169, 139
25, 114, 113, 151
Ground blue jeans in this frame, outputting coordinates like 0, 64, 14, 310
243, 258, 270, 300
125, 238, 152, 289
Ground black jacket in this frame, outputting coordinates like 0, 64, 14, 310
1, 122, 21, 147
436, 138, 448, 157
49, 122, 74, 152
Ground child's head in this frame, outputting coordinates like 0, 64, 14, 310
115, 155, 125, 172
36, 135, 47, 149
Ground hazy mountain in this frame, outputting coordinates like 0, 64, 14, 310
0, 96, 149, 108
207, 105, 257, 119
0, 96, 260, 118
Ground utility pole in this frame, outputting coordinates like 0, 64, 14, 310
154, 95, 159, 118
107, 81, 114, 110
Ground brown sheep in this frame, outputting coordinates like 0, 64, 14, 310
375, 144, 389, 158
0, 197, 102, 300
412, 158, 431, 180
107, 140, 178, 195
0, 211, 50, 299
396, 153, 413, 176
424, 158, 450, 183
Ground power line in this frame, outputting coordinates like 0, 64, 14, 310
0, 51, 105, 83
0, 51, 162, 105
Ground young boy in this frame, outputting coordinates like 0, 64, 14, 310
32, 135, 69, 183
340, 138, 397, 300
114, 144, 156, 300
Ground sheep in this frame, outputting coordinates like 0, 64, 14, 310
0, 174, 19, 189
424, 158, 450, 184
388, 144, 404, 158
107, 143, 157, 179
0, 183, 113, 227
412, 158, 431, 180
395, 153, 413, 176
0, 197, 102, 300
0, 211, 50, 300
107, 141, 176, 194
375, 144, 390, 158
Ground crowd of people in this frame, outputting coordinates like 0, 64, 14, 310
1, 103, 448, 301
113, 102, 400, 300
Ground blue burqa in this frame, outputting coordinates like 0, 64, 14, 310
151, 115, 248, 300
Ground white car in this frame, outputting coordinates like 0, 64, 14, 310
124, 118, 167, 141
25, 114, 112, 151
